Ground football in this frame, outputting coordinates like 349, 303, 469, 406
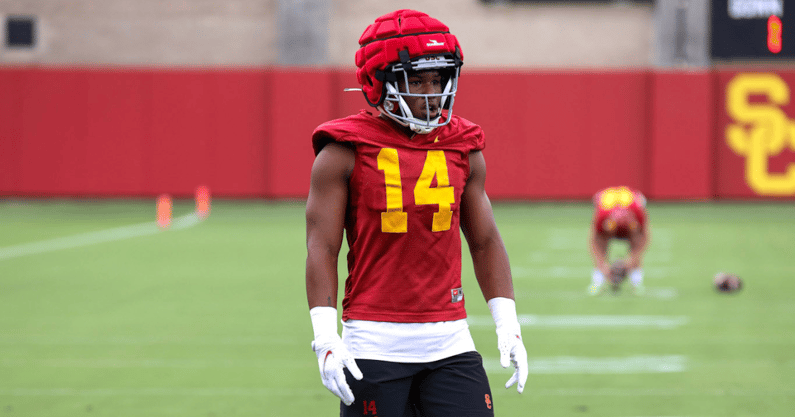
609, 259, 628, 290
714, 272, 743, 293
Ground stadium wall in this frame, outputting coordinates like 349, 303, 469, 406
1, 67, 794, 200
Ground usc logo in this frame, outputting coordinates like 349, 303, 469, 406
726, 73, 795, 196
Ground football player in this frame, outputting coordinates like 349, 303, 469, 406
305, 9, 528, 416
588, 186, 650, 295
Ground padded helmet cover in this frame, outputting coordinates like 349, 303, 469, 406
355, 9, 463, 107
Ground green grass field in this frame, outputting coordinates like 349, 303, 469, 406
1, 199, 793, 416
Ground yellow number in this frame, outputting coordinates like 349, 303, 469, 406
599, 186, 635, 210
377, 148, 408, 233
414, 150, 455, 232
377, 148, 455, 233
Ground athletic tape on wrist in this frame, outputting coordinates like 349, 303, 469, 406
309, 306, 338, 340
487, 297, 521, 334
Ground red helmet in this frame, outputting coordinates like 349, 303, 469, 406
355, 10, 463, 134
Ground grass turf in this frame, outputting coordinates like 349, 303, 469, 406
0, 199, 793, 416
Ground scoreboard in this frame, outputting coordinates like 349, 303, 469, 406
711, 0, 794, 59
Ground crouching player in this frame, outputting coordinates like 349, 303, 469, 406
588, 186, 650, 295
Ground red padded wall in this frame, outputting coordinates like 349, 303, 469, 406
456, 71, 649, 199
714, 70, 795, 199
647, 71, 714, 200
0, 67, 273, 197
1, 66, 794, 200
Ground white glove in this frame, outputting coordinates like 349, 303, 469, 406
310, 307, 363, 405
488, 297, 528, 393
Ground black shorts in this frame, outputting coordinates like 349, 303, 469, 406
341, 351, 494, 417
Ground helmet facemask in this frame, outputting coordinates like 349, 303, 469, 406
378, 54, 460, 135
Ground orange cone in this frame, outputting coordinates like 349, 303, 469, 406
195, 186, 211, 219
157, 194, 172, 229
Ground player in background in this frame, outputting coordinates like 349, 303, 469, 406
588, 186, 650, 295
305, 9, 528, 416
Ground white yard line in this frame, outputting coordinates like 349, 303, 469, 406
0, 212, 202, 261
2, 387, 794, 397
515, 287, 679, 300
0, 354, 684, 374
484, 355, 686, 374
467, 315, 688, 329
1, 358, 273, 369
511, 266, 679, 280
0, 388, 321, 397
0, 335, 293, 346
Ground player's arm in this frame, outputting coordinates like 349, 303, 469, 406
626, 224, 650, 270
626, 194, 650, 270
460, 150, 513, 301
589, 225, 611, 277
305, 142, 353, 309
305, 141, 363, 406
460, 150, 527, 393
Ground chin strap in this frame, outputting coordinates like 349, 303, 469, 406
377, 105, 440, 134
410, 124, 436, 134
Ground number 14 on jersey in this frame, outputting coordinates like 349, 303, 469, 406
377, 148, 455, 233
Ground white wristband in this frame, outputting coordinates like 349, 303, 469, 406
309, 306, 339, 339
488, 297, 521, 334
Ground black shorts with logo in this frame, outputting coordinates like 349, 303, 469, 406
341, 351, 495, 417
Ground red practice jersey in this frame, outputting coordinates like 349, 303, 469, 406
312, 111, 485, 323
592, 186, 648, 239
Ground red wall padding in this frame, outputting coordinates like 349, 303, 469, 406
647, 70, 714, 200
713, 70, 795, 199
0, 68, 272, 197
1, 67, 794, 200
456, 70, 649, 199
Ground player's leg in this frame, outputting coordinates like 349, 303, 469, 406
412, 351, 495, 417
342, 359, 418, 417
589, 236, 610, 295
627, 232, 646, 295
589, 268, 607, 295
629, 268, 645, 295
